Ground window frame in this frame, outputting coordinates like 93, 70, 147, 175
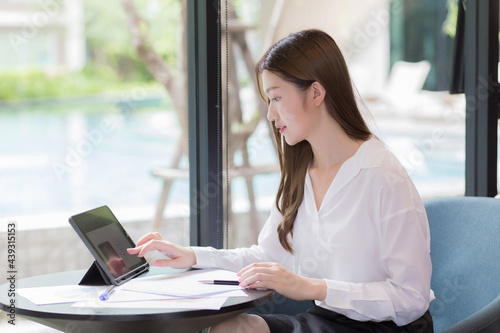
187, 0, 223, 248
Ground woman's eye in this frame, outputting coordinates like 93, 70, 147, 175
272, 97, 281, 102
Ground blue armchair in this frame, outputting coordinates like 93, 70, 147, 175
426, 196, 500, 332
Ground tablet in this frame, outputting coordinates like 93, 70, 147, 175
69, 205, 149, 285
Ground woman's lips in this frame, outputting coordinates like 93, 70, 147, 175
279, 126, 286, 134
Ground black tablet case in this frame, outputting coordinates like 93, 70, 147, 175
69, 206, 148, 286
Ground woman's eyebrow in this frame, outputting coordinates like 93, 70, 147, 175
265, 86, 279, 94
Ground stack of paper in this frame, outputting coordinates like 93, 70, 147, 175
122, 269, 244, 297
18, 269, 248, 310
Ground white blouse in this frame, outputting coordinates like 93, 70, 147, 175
192, 137, 434, 326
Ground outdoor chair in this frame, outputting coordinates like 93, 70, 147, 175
364, 60, 431, 116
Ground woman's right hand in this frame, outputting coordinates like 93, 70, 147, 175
127, 232, 196, 269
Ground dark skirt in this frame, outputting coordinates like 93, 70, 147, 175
258, 306, 433, 333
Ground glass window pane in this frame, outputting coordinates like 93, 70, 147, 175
0, 0, 189, 279
223, 0, 465, 248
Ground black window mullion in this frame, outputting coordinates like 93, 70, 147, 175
187, 0, 223, 248
464, 0, 499, 197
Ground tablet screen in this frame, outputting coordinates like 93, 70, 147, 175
69, 206, 149, 284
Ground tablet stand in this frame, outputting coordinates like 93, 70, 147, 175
79, 261, 113, 286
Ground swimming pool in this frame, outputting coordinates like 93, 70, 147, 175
0, 107, 467, 223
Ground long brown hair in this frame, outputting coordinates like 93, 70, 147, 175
256, 29, 372, 253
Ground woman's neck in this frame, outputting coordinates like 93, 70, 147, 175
308, 119, 364, 172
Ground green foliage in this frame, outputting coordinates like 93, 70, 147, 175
141, 0, 182, 67
0, 66, 161, 101
84, 0, 182, 75
442, 0, 458, 38
84, 0, 134, 57
0, 0, 181, 101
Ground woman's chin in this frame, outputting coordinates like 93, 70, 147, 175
284, 136, 300, 146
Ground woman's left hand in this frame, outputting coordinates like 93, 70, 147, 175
237, 262, 327, 302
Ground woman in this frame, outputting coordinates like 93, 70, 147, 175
128, 29, 434, 333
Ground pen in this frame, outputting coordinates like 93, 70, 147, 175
99, 285, 116, 301
199, 279, 240, 285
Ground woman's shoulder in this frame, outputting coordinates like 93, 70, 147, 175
360, 138, 415, 188
355, 137, 398, 171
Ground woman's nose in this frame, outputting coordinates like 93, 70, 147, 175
267, 104, 276, 122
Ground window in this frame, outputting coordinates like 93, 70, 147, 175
222, 0, 466, 248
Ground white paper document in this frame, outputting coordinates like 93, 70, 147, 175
71, 296, 228, 310
122, 268, 247, 298
17, 285, 176, 305
18, 268, 248, 309
18, 285, 108, 305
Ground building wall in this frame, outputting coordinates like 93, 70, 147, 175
0, 0, 85, 73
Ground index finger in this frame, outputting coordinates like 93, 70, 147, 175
135, 232, 162, 247
132, 239, 174, 258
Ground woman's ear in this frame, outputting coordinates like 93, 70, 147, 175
311, 81, 326, 107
